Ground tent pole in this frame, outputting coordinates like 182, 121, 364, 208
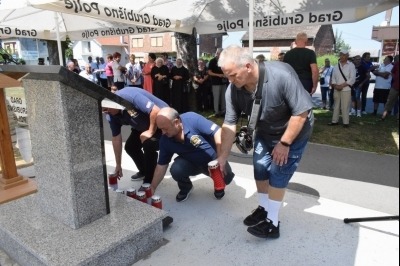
249, 0, 254, 54
54, 12, 63, 66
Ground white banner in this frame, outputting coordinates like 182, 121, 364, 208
33, 1, 398, 35
2, 0, 398, 40
0, 25, 170, 40
5, 96, 28, 126
194, 6, 398, 34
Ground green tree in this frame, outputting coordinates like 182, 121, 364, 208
334, 29, 351, 55
65, 36, 73, 60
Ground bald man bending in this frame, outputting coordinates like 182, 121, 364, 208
150, 107, 235, 202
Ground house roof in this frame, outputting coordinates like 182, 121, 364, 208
241, 25, 322, 41
95, 36, 129, 47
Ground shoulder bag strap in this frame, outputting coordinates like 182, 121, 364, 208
324, 67, 330, 78
338, 63, 347, 82
247, 62, 266, 134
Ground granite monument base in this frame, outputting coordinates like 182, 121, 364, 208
0, 191, 166, 266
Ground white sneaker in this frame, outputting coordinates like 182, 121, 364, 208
362, 111, 367, 115
357, 110, 361, 117
350, 109, 356, 116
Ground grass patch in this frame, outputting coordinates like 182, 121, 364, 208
198, 109, 399, 155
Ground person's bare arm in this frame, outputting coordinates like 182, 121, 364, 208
213, 128, 222, 155
271, 111, 308, 166
150, 164, 169, 194
217, 124, 236, 174
373, 70, 391, 79
140, 105, 160, 142
310, 63, 319, 94
208, 69, 224, 78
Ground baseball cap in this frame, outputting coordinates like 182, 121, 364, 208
339, 49, 349, 55
101, 99, 125, 110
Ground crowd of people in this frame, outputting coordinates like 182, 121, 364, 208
320, 51, 398, 126
67, 52, 216, 115
66, 32, 397, 240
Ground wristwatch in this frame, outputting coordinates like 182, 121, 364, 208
279, 141, 290, 147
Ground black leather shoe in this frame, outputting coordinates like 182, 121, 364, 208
327, 122, 339, 126
343, 124, 349, 128
162, 216, 173, 230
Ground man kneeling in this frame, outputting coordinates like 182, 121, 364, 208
150, 107, 235, 202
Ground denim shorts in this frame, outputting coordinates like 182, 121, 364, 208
252, 134, 310, 188
351, 86, 362, 101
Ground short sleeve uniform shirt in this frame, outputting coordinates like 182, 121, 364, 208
158, 112, 220, 166
107, 87, 168, 136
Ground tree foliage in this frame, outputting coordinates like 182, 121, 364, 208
334, 29, 351, 55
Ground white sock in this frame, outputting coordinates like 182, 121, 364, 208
258, 193, 269, 212
267, 199, 282, 226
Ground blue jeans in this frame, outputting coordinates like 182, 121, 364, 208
320, 86, 329, 102
361, 81, 370, 112
351, 86, 362, 102
170, 156, 234, 193
253, 134, 310, 188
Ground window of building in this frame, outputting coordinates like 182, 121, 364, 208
132, 38, 144, 48
82, 41, 91, 54
3, 42, 18, 56
151, 37, 163, 47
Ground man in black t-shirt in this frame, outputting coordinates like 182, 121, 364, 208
208, 48, 227, 117
284, 32, 318, 95
351, 55, 369, 117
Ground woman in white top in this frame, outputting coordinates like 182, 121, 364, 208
112, 52, 127, 90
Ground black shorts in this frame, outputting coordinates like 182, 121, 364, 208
373, 88, 390, 103
107, 76, 114, 87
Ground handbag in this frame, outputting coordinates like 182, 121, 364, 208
320, 67, 331, 84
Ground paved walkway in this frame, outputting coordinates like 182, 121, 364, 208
1, 140, 398, 266
113, 141, 399, 266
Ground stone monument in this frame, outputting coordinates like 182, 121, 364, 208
0, 65, 166, 265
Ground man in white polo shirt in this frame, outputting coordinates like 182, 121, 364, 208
372, 56, 394, 115
328, 49, 356, 128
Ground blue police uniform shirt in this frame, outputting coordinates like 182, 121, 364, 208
158, 112, 220, 166
107, 87, 168, 136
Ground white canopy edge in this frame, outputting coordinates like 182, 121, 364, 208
1, 1, 398, 40
0, 24, 171, 40
33, 1, 399, 34
195, 5, 400, 34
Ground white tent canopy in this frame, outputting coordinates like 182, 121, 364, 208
32, 0, 399, 35
0, 1, 167, 41
1, 0, 398, 59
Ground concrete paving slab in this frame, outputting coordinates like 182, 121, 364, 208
125, 173, 399, 266
104, 141, 399, 266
